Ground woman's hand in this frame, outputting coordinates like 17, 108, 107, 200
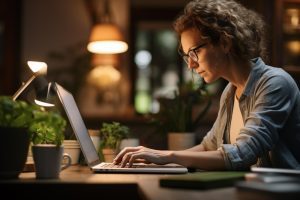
113, 146, 173, 168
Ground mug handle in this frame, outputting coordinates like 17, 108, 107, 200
61, 153, 72, 171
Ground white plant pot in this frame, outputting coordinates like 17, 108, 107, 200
168, 132, 196, 150
88, 129, 100, 152
63, 140, 81, 165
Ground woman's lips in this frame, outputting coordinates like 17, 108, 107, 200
197, 70, 205, 76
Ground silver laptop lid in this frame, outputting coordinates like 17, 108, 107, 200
54, 83, 188, 174
54, 83, 101, 167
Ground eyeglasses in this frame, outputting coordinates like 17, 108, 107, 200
179, 43, 207, 65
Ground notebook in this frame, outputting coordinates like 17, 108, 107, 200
160, 171, 246, 189
54, 83, 188, 174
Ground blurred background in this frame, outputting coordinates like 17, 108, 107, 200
1, 0, 300, 148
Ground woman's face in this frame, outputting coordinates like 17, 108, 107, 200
180, 28, 229, 83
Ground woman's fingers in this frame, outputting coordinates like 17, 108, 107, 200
120, 151, 130, 167
120, 150, 149, 167
120, 151, 145, 167
113, 146, 142, 164
119, 149, 168, 167
115, 146, 167, 167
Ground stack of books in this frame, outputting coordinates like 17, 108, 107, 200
159, 167, 300, 200
236, 167, 300, 200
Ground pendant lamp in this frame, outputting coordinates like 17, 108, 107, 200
87, 0, 128, 54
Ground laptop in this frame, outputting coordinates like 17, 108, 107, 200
54, 83, 188, 174
251, 167, 300, 176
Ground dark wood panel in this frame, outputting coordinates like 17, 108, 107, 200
0, 0, 22, 95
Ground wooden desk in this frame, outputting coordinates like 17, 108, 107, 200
0, 165, 237, 200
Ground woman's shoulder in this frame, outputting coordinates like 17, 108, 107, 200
261, 65, 297, 87
252, 65, 300, 101
246, 58, 299, 99
251, 58, 294, 83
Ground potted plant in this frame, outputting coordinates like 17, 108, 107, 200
28, 108, 72, 179
152, 81, 211, 150
29, 109, 67, 146
99, 122, 130, 162
0, 96, 41, 179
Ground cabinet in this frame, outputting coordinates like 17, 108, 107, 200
273, 0, 300, 86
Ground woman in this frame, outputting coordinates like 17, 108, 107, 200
114, 0, 300, 170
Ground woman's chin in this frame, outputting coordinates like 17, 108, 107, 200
203, 76, 218, 84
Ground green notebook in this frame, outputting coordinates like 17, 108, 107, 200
160, 171, 246, 190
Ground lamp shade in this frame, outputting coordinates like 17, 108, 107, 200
87, 23, 128, 54
27, 61, 47, 75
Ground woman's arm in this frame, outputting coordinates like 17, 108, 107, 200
183, 143, 206, 152
114, 145, 226, 170
168, 149, 226, 170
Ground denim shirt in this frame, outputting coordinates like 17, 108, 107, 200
201, 58, 300, 170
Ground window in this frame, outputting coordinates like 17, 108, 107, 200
130, 6, 202, 114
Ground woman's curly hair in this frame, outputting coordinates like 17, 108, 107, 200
173, 0, 269, 62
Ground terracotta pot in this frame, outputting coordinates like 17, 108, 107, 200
102, 148, 117, 163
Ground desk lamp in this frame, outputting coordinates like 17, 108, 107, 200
12, 61, 48, 101
32, 77, 55, 107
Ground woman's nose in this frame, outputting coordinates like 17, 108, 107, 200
188, 58, 199, 70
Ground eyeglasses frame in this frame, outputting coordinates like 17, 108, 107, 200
179, 43, 207, 65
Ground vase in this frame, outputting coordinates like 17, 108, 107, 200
0, 127, 30, 179
168, 132, 196, 150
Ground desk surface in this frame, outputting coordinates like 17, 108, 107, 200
0, 165, 238, 200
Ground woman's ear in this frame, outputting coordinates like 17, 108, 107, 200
220, 37, 232, 54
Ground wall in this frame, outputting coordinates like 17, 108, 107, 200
22, 0, 91, 67
21, 0, 131, 118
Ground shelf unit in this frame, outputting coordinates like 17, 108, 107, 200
273, 0, 300, 85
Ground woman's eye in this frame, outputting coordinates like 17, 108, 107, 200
195, 48, 201, 53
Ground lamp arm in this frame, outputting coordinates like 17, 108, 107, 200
12, 74, 37, 101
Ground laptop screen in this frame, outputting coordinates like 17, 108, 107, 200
54, 83, 101, 166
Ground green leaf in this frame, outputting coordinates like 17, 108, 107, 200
151, 81, 212, 133
99, 121, 130, 149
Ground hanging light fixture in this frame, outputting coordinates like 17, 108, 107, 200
87, 0, 128, 54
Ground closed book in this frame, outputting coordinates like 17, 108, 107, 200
160, 171, 246, 190
236, 181, 300, 200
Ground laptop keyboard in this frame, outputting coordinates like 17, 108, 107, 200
101, 163, 124, 168
100, 163, 181, 168
101, 163, 150, 168
93, 162, 188, 173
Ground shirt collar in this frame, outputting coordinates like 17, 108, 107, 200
225, 57, 266, 102
242, 57, 266, 97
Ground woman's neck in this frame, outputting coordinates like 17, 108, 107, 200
227, 60, 252, 99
